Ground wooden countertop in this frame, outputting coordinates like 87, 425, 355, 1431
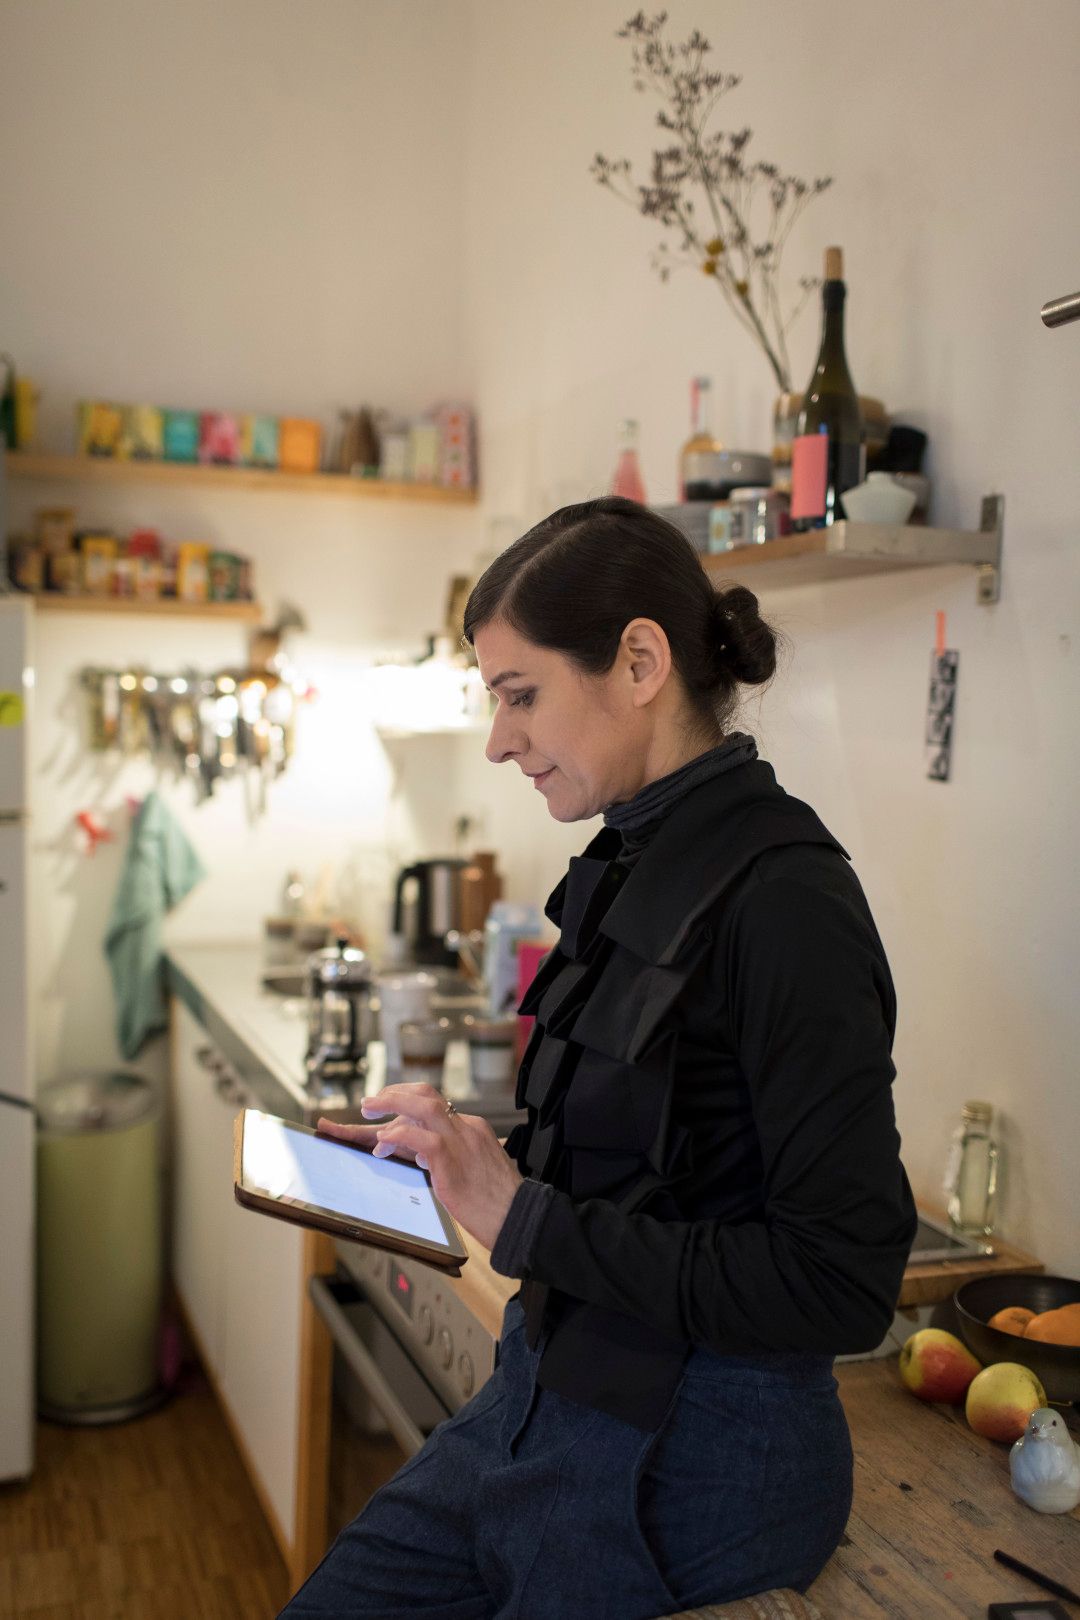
811, 1359, 1079, 1617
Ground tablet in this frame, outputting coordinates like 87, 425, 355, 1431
233, 1109, 468, 1273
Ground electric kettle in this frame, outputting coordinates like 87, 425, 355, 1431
392, 858, 468, 967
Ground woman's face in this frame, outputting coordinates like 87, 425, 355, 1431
473, 617, 693, 822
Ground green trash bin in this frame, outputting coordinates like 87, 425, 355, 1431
36, 1071, 165, 1423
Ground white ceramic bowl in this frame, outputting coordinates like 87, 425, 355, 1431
842, 472, 917, 525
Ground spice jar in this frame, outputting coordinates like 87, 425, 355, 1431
462, 1015, 518, 1091
942, 1100, 999, 1237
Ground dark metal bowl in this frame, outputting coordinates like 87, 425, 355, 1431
953, 1273, 1080, 1404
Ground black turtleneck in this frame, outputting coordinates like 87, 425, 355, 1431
601, 731, 758, 846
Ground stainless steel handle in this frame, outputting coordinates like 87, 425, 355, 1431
308, 1275, 427, 1458
1041, 289, 1080, 328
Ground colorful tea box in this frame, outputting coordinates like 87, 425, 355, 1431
406, 419, 440, 483
240, 415, 279, 468
116, 405, 163, 461
379, 429, 409, 482
199, 412, 241, 465
278, 418, 322, 473
76, 533, 118, 595
176, 542, 211, 602
208, 550, 243, 601
162, 410, 200, 462
436, 403, 475, 489
77, 401, 124, 457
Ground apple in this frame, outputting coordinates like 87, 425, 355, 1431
965, 1361, 1047, 1443
899, 1328, 982, 1404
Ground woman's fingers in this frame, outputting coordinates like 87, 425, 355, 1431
371, 1119, 440, 1161
316, 1117, 380, 1147
361, 1082, 448, 1125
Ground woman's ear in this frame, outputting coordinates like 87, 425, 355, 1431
621, 618, 672, 706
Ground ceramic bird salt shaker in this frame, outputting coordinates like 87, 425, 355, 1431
1009, 1406, 1080, 1513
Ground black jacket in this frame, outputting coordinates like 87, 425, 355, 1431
500, 759, 918, 1429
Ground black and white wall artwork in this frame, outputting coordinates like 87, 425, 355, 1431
926, 649, 959, 782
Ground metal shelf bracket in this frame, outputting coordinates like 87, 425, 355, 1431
975, 493, 1004, 605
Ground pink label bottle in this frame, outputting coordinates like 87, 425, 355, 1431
611, 418, 647, 505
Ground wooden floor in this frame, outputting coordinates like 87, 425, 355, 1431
0, 1364, 289, 1620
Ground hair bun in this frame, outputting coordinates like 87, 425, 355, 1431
712, 585, 776, 687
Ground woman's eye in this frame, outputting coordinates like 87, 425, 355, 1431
509, 690, 535, 709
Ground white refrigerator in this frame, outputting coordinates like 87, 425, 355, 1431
0, 593, 34, 1480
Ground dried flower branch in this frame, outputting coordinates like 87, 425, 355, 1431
591, 11, 832, 392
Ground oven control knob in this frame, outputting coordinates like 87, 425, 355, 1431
418, 1304, 434, 1345
437, 1328, 454, 1370
458, 1352, 474, 1396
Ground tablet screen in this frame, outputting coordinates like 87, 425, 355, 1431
241, 1111, 450, 1248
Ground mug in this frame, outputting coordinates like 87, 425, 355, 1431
376, 971, 437, 1072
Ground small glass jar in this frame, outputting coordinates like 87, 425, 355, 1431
398, 1017, 452, 1088
942, 1100, 999, 1237
728, 486, 788, 546
462, 1015, 518, 1091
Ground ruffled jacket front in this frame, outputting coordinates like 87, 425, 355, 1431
497, 759, 918, 1430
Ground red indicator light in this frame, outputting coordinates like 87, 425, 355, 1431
388, 1266, 413, 1316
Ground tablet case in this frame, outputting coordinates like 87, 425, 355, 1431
232, 1112, 466, 1276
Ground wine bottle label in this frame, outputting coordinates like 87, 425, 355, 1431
791, 433, 828, 520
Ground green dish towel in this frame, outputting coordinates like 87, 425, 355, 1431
104, 792, 207, 1059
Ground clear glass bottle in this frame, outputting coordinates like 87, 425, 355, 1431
611, 418, 647, 504
942, 1100, 999, 1237
679, 376, 727, 501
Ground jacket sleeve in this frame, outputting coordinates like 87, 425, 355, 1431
492, 870, 918, 1355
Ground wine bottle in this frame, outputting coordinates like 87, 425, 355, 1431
679, 376, 727, 501
611, 418, 647, 504
791, 247, 864, 530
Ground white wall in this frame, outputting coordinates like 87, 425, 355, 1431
454, 0, 1080, 1273
2, 0, 1078, 1272
0, 0, 485, 1093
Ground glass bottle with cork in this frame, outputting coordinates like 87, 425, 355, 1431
791, 246, 864, 530
942, 1100, 1000, 1238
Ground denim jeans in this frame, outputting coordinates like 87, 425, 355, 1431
280, 1294, 852, 1619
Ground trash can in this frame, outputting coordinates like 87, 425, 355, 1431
36, 1071, 165, 1423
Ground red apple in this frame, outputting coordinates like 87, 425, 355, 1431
965, 1361, 1047, 1443
898, 1328, 982, 1403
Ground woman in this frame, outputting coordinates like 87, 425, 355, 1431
283, 497, 918, 1619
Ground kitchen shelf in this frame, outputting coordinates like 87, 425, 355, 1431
5, 451, 479, 505
700, 494, 1005, 604
30, 593, 263, 620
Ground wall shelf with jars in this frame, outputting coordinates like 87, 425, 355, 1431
679, 494, 1005, 605
5, 450, 479, 505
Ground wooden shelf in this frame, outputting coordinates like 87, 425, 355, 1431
5, 451, 478, 505
30, 594, 263, 620
696, 494, 1005, 603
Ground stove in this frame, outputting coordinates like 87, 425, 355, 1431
333, 1240, 497, 1418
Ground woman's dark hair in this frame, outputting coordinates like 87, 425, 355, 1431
462, 496, 779, 738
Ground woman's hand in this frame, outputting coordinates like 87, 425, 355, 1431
317, 1082, 523, 1253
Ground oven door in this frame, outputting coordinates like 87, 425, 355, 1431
309, 1273, 453, 1460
